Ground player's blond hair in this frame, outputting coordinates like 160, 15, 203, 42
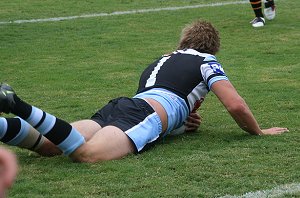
177, 20, 220, 55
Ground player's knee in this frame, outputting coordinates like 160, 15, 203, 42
35, 139, 62, 157
69, 143, 106, 163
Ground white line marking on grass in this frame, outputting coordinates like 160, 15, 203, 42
219, 183, 300, 198
0, 1, 248, 25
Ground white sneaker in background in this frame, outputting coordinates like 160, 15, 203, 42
264, 6, 276, 20
250, 17, 265, 27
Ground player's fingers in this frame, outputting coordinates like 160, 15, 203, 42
274, 127, 289, 132
187, 116, 201, 124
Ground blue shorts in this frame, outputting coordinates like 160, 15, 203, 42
91, 97, 162, 153
134, 88, 189, 134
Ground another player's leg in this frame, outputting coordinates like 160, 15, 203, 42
264, 0, 276, 20
249, 0, 265, 27
0, 118, 101, 156
0, 119, 101, 156
0, 83, 85, 156
0, 117, 45, 151
0, 117, 62, 156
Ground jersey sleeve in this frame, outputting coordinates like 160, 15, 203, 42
200, 61, 229, 90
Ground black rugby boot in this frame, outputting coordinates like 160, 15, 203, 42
0, 83, 16, 114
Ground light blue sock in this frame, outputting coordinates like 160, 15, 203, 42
25, 106, 85, 155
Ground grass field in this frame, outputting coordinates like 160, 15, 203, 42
0, 0, 299, 197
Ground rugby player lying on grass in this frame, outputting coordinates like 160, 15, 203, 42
0, 20, 288, 162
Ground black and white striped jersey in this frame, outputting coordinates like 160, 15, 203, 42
136, 49, 229, 112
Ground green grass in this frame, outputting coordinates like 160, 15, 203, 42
0, 0, 299, 197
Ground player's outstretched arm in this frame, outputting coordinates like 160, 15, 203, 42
210, 80, 288, 135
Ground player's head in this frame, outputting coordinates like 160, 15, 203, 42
177, 20, 220, 55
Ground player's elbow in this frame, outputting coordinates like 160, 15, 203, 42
226, 99, 248, 116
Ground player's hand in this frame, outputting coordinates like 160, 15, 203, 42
184, 112, 202, 132
261, 127, 289, 135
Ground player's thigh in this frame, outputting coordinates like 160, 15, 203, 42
70, 126, 135, 162
71, 119, 102, 141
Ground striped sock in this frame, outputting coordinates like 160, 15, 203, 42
0, 117, 30, 146
0, 117, 44, 150
10, 95, 85, 155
